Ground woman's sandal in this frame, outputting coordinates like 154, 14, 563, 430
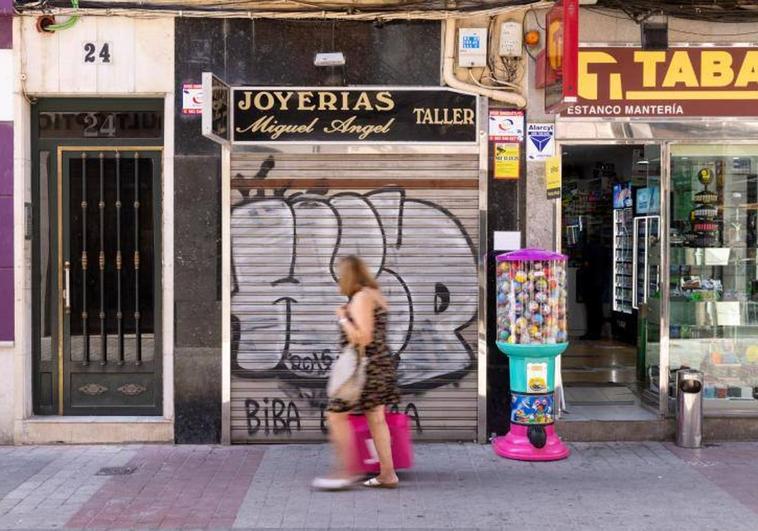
311, 476, 359, 491
363, 477, 399, 489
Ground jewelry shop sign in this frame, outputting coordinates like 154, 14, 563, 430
231, 88, 478, 143
563, 47, 758, 118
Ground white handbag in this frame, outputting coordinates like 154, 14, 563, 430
327, 344, 367, 404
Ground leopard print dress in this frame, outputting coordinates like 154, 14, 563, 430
327, 302, 400, 413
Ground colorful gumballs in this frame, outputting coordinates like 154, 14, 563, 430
495, 256, 566, 345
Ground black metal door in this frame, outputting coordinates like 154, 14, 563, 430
60, 148, 162, 415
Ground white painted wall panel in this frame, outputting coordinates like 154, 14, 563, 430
20, 16, 173, 95
135, 21, 174, 93
95, 18, 136, 92
55, 21, 98, 92
18, 21, 60, 94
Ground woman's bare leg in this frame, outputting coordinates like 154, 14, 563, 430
365, 406, 398, 484
327, 411, 357, 478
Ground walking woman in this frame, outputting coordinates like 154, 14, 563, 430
312, 255, 400, 490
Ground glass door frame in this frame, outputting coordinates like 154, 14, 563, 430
554, 139, 671, 417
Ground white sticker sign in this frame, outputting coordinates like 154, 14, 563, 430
182, 83, 203, 115
526, 362, 548, 392
489, 110, 524, 141
526, 123, 555, 161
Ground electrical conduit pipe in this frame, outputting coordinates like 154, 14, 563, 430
443, 20, 527, 108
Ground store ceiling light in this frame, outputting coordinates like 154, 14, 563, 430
314, 52, 346, 67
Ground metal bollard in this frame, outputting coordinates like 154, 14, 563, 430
676, 369, 704, 448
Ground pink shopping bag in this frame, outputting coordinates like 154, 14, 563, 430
349, 412, 414, 474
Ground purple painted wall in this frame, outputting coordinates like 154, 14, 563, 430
0, 18, 10, 49
0, 123, 11, 341
0, 0, 13, 342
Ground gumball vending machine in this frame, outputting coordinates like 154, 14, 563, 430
493, 249, 571, 461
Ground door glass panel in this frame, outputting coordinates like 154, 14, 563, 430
39, 151, 53, 363
670, 145, 758, 413
67, 155, 155, 364
36, 150, 56, 412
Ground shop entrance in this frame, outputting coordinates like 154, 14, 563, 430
560, 144, 662, 420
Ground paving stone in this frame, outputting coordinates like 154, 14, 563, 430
232, 442, 758, 530
0, 442, 757, 529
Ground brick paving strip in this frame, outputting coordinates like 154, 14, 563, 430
65, 445, 265, 529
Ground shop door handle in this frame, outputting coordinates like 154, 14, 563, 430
64, 261, 71, 313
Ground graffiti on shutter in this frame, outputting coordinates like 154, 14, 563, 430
230, 157, 479, 441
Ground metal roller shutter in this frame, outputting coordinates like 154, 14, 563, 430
229, 149, 480, 442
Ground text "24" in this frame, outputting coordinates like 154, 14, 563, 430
83, 42, 112, 64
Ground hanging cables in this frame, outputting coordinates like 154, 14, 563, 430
45, 0, 80, 31
594, 0, 758, 24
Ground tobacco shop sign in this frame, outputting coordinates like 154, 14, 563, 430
563, 47, 758, 118
224, 87, 478, 144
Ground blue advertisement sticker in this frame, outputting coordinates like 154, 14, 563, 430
511, 393, 554, 425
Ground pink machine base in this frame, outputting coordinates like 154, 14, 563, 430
492, 424, 570, 461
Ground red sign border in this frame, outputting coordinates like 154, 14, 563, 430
544, 0, 579, 114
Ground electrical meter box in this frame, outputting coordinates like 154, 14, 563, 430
457, 27, 488, 68
499, 21, 523, 57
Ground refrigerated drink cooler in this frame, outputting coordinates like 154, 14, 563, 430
493, 249, 571, 461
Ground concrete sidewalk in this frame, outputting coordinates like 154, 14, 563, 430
0, 442, 756, 530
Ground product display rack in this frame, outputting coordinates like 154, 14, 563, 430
613, 207, 633, 314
